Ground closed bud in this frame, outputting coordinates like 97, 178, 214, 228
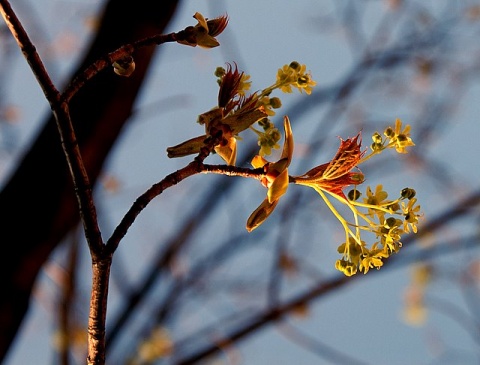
289, 61, 301, 71
372, 132, 383, 144
113, 56, 135, 77
348, 189, 361, 201
401, 187, 416, 199
214, 67, 226, 78
384, 217, 398, 229
269, 97, 282, 109
351, 172, 365, 183
371, 142, 384, 151
384, 126, 395, 138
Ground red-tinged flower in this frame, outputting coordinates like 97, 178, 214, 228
217, 63, 252, 112
218, 63, 243, 109
293, 133, 365, 199
177, 12, 229, 49
205, 13, 229, 38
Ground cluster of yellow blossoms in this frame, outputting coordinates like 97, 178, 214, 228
167, 61, 421, 276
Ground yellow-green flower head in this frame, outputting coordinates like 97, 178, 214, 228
276, 62, 317, 95
337, 237, 365, 267
385, 119, 415, 153
402, 197, 422, 233
257, 96, 281, 116
360, 250, 388, 274
257, 128, 281, 156
246, 116, 294, 232
365, 185, 388, 205
335, 259, 358, 276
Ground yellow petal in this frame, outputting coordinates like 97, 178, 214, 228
251, 155, 268, 169
246, 198, 279, 232
281, 116, 294, 166
193, 12, 208, 30
267, 168, 289, 203
215, 137, 237, 166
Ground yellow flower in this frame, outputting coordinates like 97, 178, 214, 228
246, 117, 293, 232
364, 185, 390, 221
360, 249, 389, 274
275, 62, 316, 95
384, 118, 415, 153
401, 197, 421, 233
214, 133, 237, 166
335, 259, 358, 276
337, 237, 365, 268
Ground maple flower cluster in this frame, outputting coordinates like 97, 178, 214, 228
167, 60, 421, 276
167, 61, 316, 165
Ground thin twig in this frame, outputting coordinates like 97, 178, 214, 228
62, 33, 177, 102
105, 160, 264, 255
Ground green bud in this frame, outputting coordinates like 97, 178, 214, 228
270, 129, 281, 143
297, 75, 309, 85
214, 67, 225, 78
289, 61, 301, 71
388, 202, 400, 212
269, 97, 282, 109
113, 56, 135, 77
370, 142, 384, 152
401, 187, 416, 199
351, 173, 365, 183
384, 127, 395, 138
258, 117, 272, 130
384, 217, 398, 229
372, 132, 383, 144
348, 189, 361, 201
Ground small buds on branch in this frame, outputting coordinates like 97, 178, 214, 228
63, 12, 229, 102
112, 55, 135, 77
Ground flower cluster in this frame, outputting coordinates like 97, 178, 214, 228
334, 185, 422, 276
248, 116, 421, 276
167, 61, 316, 165
300, 120, 420, 276
165, 58, 420, 277
275, 62, 316, 95
371, 118, 415, 154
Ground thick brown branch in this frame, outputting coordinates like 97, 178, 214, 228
87, 257, 112, 365
1, 0, 104, 255
0, 0, 180, 361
